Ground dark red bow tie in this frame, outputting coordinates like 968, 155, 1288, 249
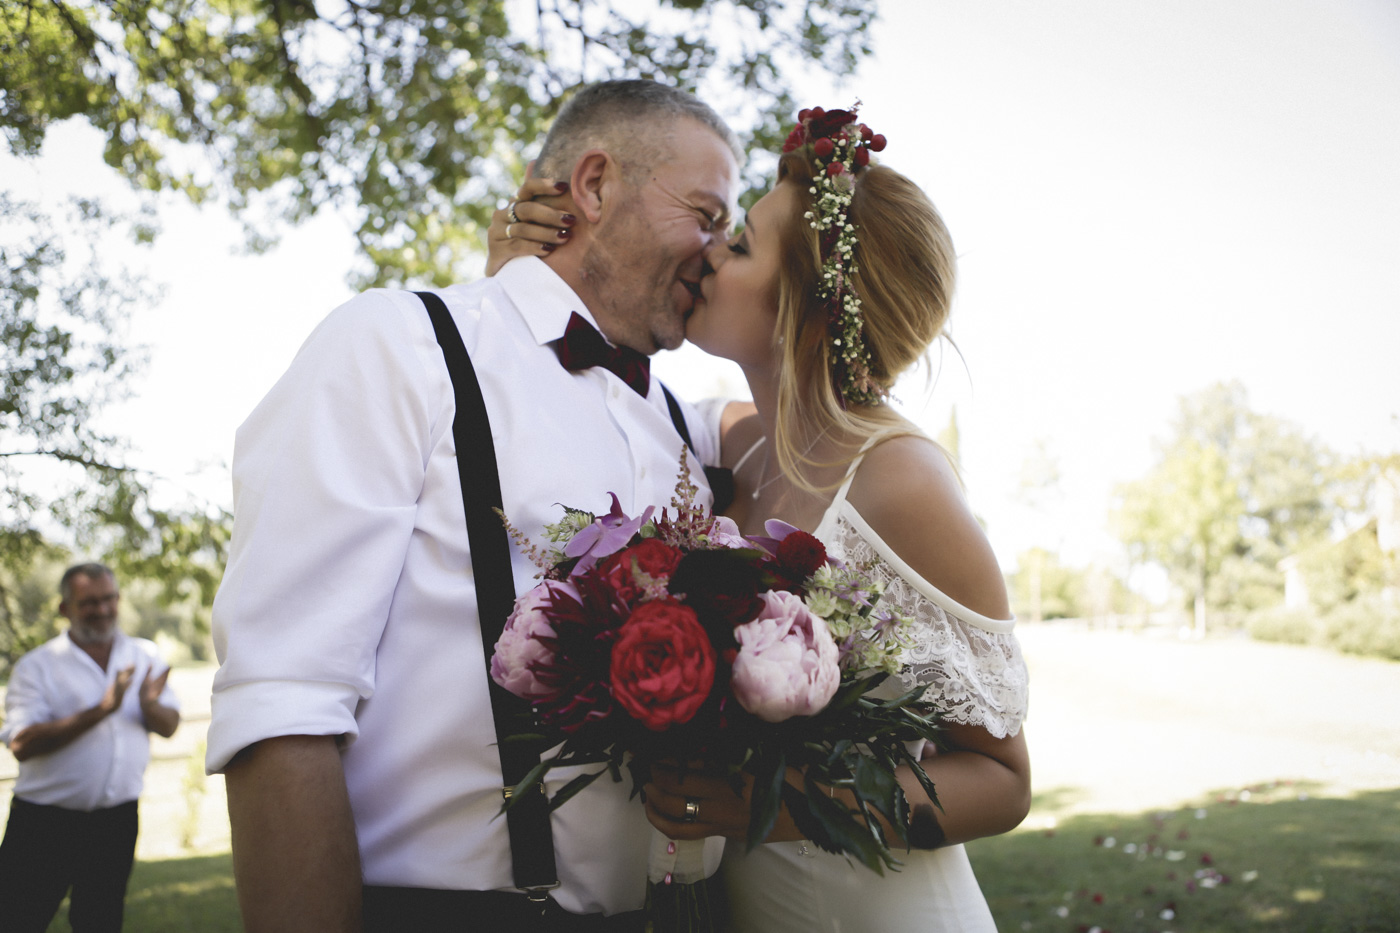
552, 312, 651, 397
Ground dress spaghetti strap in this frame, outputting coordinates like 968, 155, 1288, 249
731, 435, 766, 473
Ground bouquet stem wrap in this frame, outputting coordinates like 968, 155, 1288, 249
644, 832, 722, 932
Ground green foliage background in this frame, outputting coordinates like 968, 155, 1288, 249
0, 0, 877, 671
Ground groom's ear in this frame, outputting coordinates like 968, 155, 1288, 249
569, 149, 614, 225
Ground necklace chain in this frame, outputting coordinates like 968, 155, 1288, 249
750, 434, 823, 501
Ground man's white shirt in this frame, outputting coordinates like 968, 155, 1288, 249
207, 258, 721, 914
1, 631, 178, 811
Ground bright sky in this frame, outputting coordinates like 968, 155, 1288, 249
7, 0, 1398, 577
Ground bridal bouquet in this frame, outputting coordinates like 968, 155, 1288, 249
491, 457, 943, 877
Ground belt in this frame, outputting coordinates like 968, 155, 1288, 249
361, 885, 646, 933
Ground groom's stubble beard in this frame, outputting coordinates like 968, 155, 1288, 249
579, 191, 687, 355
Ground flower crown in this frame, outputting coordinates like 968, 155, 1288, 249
781, 105, 887, 406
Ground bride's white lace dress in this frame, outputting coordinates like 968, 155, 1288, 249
720, 453, 1030, 932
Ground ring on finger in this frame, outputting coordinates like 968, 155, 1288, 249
507, 202, 521, 224
505, 223, 516, 240
682, 797, 700, 823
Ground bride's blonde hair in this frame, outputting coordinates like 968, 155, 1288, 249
770, 151, 958, 491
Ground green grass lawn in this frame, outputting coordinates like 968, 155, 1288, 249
45, 853, 239, 933
40, 783, 1398, 931
967, 782, 1400, 933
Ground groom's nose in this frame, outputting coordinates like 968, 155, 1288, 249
703, 241, 728, 273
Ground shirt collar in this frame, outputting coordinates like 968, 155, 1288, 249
494, 256, 607, 348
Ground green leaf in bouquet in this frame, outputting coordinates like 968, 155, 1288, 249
852, 754, 904, 830
548, 769, 607, 811
823, 673, 889, 715
782, 774, 895, 874
746, 749, 787, 852
824, 738, 854, 763
499, 758, 553, 816
893, 742, 942, 813
876, 681, 932, 710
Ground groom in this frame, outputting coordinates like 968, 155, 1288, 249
207, 79, 740, 932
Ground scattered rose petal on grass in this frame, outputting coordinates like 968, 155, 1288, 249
1242, 870, 1259, 882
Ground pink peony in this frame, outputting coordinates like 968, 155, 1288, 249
730, 590, 840, 723
491, 579, 575, 698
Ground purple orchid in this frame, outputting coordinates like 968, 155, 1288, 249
744, 518, 803, 556
564, 493, 654, 574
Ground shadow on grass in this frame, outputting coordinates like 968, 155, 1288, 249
44, 852, 240, 933
967, 783, 1400, 933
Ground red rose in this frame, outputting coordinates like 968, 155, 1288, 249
628, 538, 683, 579
777, 530, 827, 579
808, 108, 858, 139
610, 600, 716, 730
597, 539, 682, 605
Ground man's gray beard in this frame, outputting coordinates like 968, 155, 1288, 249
69, 624, 117, 646
580, 205, 680, 353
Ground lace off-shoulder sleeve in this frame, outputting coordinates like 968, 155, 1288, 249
823, 510, 1029, 738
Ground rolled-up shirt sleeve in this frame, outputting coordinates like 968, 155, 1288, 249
1, 656, 50, 744
206, 291, 443, 773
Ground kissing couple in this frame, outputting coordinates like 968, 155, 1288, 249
208, 78, 1029, 933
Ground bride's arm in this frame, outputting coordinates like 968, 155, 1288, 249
645, 725, 1029, 850
847, 434, 1031, 845
646, 434, 1031, 848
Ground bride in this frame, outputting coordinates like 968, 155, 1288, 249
492, 106, 1030, 932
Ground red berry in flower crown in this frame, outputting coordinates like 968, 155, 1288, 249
813, 136, 835, 159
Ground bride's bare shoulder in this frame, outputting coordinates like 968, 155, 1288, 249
848, 435, 1011, 621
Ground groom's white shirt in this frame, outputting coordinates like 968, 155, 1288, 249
207, 257, 720, 914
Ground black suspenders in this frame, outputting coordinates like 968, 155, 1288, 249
417, 291, 558, 897
417, 291, 734, 897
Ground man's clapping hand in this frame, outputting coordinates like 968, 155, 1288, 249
100, 665, 136, 715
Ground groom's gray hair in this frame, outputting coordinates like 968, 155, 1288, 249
535, 80, 742, 184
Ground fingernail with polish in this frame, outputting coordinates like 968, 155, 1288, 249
554, 181, 570, 193
557, 229, 571, 240
542, 243, 555, 253
560, 214, 576, 226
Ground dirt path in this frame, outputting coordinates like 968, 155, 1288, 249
4, 626, 1398, 858
1016, 623, 1400, 819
